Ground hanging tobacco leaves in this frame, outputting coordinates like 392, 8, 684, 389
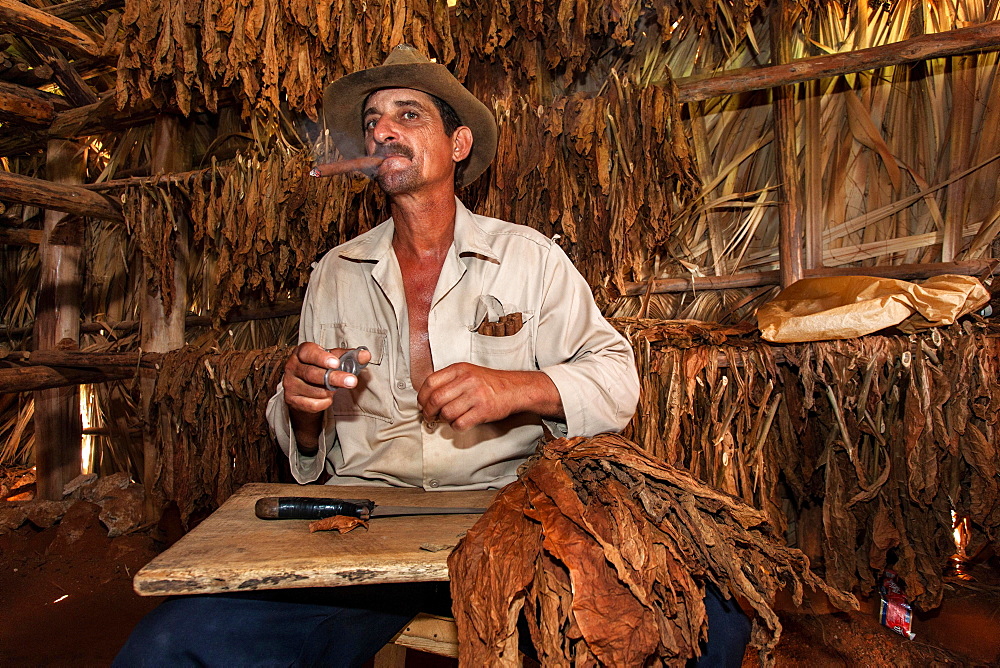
148, 345, 289, 524
116, 0, 455, 118
120, 131, 385, 322
612, 317, 1000, 610
462, 75, 698, 291
449, 433, 856, 666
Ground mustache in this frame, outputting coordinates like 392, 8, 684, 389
373, 143, 414, 160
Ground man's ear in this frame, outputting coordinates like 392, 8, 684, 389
452, 126, 473, 163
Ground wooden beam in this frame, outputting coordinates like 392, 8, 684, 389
0, 79, 67, 125
3, 350, 153, 367
621, 259, 997, 296
771, 4, 804, 288
0, 227, 42, 245
0, 300, 304, 338
2, 61, 54, 87
31, 40, 99, 106
0, 363, 135, 393
672, 20, 1000, 102
46, 0, 124, 20
0, 0, 101, 58
0, 94, 159, 156
0, 168, 123, 221
33, 138, 85, 501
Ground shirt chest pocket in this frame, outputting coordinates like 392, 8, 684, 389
318, 323, 391, 422
469, 319, 535, 371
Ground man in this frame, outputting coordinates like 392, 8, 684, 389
116, 46, 746, 666
268, 45, 639, 492
115, 46, 640, 667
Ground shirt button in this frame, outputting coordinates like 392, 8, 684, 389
423, 420, 436, 431
428, 479, 439, 488
396, 381, 406, 390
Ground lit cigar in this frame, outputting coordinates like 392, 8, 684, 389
309, 156, 384, 178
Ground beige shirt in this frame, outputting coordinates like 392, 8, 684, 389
266, 199, 639, 490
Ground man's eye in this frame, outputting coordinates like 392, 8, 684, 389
403, 111, 418, 120
364, 118, 378, 130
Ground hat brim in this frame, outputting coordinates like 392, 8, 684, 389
323, 62, 497, 188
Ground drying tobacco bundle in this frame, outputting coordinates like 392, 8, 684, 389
148, 345, 289, 524
472, 75, 698, 291
121, 130, 384, 322
611, 317, 1000, 610
116, 0, 454, 117
449, 433, 856, 666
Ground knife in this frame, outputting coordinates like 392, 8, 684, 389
254, 496, 487, 521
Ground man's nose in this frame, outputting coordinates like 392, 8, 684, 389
371, 116, 398, 144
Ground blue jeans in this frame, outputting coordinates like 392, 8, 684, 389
114, 582, 750, 667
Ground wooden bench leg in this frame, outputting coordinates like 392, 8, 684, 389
373, 641, 408, 668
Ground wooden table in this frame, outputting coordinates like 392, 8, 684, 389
133, 482, 495, 597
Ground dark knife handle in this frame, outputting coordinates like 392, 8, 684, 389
254, 497, 375, 520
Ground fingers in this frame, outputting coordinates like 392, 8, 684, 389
282, 343, 363, 414
418, 363, 508, 431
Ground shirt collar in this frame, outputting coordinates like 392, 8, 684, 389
337, 198, 499, 263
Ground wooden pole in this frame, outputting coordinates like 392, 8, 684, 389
771, 3, 804, 288
0, 91, 214, 157
140, 115, 191, 521
672, 20, 1000, 102
32, 139, 85, 500
0, 168, 123, 221
803, 79, 824, 269
0, 0, 101, 57
942, 55, 975, 262
620, 259, 996, 296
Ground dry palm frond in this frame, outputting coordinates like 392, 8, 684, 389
0, 394, 34, 468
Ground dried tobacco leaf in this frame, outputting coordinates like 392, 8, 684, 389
309, 515, 368, 533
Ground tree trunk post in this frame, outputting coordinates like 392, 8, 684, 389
32, 138, 85, 500
140, 115, 191, 522
772, 3, 805, 288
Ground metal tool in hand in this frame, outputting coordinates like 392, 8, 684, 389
323, 346, 369, 391
254, 497, 488, 521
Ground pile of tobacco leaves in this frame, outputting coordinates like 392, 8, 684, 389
449, 433, 856, 666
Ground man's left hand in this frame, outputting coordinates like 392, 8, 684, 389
417, 363, 563, 431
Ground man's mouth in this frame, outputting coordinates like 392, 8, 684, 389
373, 143, 414, 161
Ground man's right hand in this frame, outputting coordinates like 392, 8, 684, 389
282, 342, 371, 453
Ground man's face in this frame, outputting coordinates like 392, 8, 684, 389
362, 88, 465, 195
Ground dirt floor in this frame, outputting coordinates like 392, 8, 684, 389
3, 468, 1000, 667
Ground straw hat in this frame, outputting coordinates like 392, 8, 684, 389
322, 45, 498, 187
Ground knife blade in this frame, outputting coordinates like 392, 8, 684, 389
254, 496, 487, 521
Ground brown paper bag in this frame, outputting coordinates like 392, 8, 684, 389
757, 274, 989, 343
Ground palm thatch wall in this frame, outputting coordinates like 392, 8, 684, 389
2, 0, 999, 606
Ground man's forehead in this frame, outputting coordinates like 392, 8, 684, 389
364, 88, 435, 111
